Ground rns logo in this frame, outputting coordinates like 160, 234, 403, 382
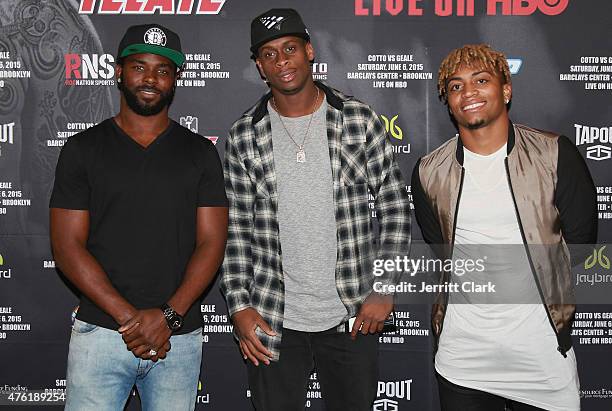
574, 124, 612, 161
79, 0, 226, 15
65, 54, 115, 80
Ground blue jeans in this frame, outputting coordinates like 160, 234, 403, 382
65, 319, 203, 411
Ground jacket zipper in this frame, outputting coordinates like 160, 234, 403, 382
504, 158, 566, 357
439, 166, 465, 338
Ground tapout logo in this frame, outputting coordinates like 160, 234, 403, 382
79, 0, 226, 15
373, 379, 412, 410
574, 123, 612, 161
65, 54, 115, 86
0, 122, 15, 145
355, 0, 568, 16
0, 122, 15, 157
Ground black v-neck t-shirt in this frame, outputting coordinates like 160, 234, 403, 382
50, 118, 228, 333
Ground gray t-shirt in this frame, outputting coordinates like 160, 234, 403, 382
268, 97, 348, 331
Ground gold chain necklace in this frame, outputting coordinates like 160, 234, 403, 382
271, 87, 320, 163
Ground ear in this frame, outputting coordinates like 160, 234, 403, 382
255, 60, 267, 81
503, 83, 512, 104
305, 41, 315, 62
115, 64, 123, 82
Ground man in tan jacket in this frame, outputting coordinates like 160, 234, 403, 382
412, 44, 597, 411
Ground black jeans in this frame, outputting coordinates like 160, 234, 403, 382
247, 327, 379, 411
437, 373, 545, 411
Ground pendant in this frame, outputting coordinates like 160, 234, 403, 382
296, 146, 306, 163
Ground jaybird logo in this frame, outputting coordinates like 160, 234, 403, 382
381, 115, 403, 141
585, 246, 611, 270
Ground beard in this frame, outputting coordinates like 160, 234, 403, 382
465, 118, 486, 130
119, 75, 175, 116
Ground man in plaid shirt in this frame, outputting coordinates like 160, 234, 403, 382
221, 8, 411, 410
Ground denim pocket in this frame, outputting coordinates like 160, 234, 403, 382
71, 319, 99, 335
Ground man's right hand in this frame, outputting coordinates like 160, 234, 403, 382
118, 309, 173, 362
232, 308, 276, 366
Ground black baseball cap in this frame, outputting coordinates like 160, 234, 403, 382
250, 8, 310, 58
117, 24, 185, 68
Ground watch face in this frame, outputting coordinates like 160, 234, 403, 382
169, 316, 183, 331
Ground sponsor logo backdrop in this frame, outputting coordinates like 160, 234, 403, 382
0, 0, 610, 409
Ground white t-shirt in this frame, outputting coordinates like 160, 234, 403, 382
435, 144, 580, 411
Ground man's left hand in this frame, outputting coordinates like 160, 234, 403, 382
350, 293, 394, 339
118, 309, 172, 359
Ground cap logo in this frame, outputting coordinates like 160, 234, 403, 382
144, 27, 167, 47
260, 16, 285, 30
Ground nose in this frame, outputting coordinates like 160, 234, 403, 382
143, 68, 158, 84
275, 52, 289, 68
462, 83, 477, 98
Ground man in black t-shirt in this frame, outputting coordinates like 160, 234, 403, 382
50, 24, 228, 411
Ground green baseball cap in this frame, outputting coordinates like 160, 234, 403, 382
117, 24, 185, 68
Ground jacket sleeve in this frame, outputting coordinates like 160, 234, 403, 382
219, 130, 254, 316
411, 158, 449, 339
364, 108, 412, 286
555, 135, 598, 262
411, 158, 446, 259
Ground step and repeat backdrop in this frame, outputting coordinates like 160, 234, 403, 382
0, 0, 611, 409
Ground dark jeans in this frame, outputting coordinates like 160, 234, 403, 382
247, 327, 379, 411
437, 373, 545, 411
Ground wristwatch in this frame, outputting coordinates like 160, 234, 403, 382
160, 303, 183, 332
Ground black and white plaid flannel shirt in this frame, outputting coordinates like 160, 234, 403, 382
220, 82, 411, 360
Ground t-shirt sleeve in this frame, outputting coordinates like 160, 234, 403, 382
49, 137, 90, 210
197, 140, 229, 207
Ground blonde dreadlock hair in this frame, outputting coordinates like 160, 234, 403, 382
438, 44, 511, 105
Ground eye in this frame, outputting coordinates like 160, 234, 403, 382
158, 69, 169, 76
476, 78, 488, 84
134, 65, 144, 71
262, 50, 276, 60
449, 83, 462, 92
285, 46, 296, 53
